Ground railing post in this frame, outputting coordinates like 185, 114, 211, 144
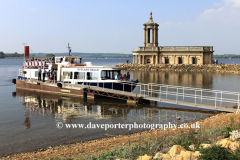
195, 90, 196, 106
82, 77, 84, 87
159, 86, 161, 101
123, 83, 124, 94
144, 84, 146, 98
151, 83, 153, 97
220, 91, 222, 107
176, 88, 178, 104
148, 84, 149, 96
131, 82, 133, 93
166, 85, 168, 99
201, 89, 202, 102
140, 84, 141, 95
183, 87, 184, 100
103, 81, 104, 91
215, 92, 217, 109
112, 81, 113, 90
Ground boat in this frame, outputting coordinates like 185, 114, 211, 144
17, 56, 138, 92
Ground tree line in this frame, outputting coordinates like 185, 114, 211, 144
0, 52, 54, 58
0, 52, 132, 58
213, 55, 240, 59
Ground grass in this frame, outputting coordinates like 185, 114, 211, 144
198, 145, 240, 160
71, 115, 240, 160
9, 113, 240, 160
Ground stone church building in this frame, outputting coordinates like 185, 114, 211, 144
132, 12, 213, 65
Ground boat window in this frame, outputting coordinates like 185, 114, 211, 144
74, 72, 85, 80
56, 58, 62, 63
63, 71, 72, 79
101, 70, 120, 80
65, 58, 81, 64
87, 72, 98, 80
73, 58, 81, 64
101, 71, 107, 79
112, 70, 120, 80
35, 71, 38, 77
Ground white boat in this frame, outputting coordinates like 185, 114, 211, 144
17, 56, 138, 92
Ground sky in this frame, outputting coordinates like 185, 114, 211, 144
0, 0, 240, 55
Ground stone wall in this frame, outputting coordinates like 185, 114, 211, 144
116, 63, 240, 73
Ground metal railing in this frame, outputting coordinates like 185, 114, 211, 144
17, 74, 240, 112
136, 83, 240, 111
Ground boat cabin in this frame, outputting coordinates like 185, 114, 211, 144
60, 66, 125, 83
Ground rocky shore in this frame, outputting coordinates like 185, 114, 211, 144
116, 63, 240, 73
1, 112, 240, 160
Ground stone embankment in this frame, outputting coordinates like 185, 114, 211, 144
116, 63, 240, 73
127, 136, 240, 160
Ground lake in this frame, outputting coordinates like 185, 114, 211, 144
0, 58, 239, 156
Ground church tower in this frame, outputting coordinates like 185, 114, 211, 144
143, 12, 159, 47
132, 12, 160, 64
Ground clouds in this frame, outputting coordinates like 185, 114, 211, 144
225, 0, 240, 8
199, 0, 240, 24
199, 7, 224, 20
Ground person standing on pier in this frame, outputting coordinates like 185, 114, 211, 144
38, 67, 42, 81
42, 67, 46, 82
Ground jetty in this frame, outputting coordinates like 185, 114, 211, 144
15, 79, 240, 113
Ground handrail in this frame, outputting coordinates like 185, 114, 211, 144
17, 78, 240, 112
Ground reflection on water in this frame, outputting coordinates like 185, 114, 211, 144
121, 70, 213, 89
0, 89, 216, 156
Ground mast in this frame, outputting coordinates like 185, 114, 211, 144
67, 43, 71, 56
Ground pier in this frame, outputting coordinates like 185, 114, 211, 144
15, 79, 240, 113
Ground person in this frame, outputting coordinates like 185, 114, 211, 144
47, 70, 51, 81
38, 67, 42, 81
52, 55, 55, 63
42, 67, 46, 82
123, 74, 127, 80
119, 74, 123, 80
115, 73, 120, 80
126, 72, 130, 81
47, 70, 52, 82
52, 70, 56, 81
51, 67, 54, 74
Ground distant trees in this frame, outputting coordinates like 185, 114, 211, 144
0, 51, 4, 58
213, 55, 240, 59
4, 52, 23, 58
46, 53, 54, 57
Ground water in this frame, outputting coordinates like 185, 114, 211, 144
0, 58, 239, 156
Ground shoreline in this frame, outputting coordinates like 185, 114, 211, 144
117, 63, 240, 74
0, 111, 228, 160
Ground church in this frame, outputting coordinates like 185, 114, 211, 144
132, 12, 213, 65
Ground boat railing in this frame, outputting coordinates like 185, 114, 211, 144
59, 76, 138, 93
